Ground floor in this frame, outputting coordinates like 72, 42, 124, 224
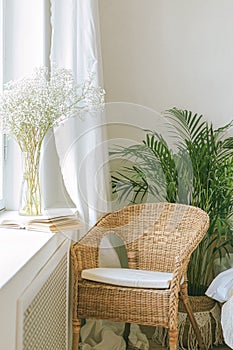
139, 326, 230, 350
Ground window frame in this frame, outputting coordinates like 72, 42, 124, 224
0, 0, 6, 210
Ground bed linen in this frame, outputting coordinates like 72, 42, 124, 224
206, 268, 233, 349
221, 294, 233, 348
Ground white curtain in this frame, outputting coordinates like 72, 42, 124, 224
50, 0, 110, 229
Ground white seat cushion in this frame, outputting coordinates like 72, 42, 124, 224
81, 268, 173, 289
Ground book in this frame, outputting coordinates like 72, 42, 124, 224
0, 209, 82, 233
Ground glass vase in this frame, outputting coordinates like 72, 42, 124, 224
19, 149, 42, 216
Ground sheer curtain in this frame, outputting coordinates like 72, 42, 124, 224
50, 0, 110, 229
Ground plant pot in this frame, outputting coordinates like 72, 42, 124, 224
153, 296, 224, 350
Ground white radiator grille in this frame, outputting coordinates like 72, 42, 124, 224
17, 241, 69, 350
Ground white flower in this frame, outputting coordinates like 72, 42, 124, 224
0, 65, 105, 152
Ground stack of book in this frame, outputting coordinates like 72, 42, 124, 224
0, 209, 82, 233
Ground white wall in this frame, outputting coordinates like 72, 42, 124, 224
99, 0, 233, 127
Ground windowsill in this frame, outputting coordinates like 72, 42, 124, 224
0, 227, 55, 289
0, 208, 80, 289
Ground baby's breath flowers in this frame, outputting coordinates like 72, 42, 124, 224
0, 66, 105, 215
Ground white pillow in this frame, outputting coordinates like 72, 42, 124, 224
205, 267, 233, 302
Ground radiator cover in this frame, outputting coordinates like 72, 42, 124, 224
17, 240, 69, 350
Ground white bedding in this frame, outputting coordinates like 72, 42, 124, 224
206, 268, 233, 349
221, 294, 233, 349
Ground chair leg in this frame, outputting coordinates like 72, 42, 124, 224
72, 318, 81, 350
123, 322, 130, 348
180, 294, 207, 350
169, 329, 178, 350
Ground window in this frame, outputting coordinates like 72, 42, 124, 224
0, 0, 5, 210
1, 0, 46, 211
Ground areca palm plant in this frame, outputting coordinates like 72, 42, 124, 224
111, 108, 233, 296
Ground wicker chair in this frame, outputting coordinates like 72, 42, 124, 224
71, 202, 209, 350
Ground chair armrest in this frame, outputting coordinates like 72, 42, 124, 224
71, 242, 99, 277
170, 250, 191, 291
